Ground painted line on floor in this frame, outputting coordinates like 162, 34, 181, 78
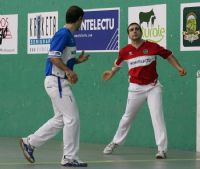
87, 158, 200, 163
0, 158, 199, 166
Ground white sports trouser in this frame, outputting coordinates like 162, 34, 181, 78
112, 81, 168, 152
28, 76, 80, 160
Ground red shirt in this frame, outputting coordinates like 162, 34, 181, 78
115, 41, 172, 85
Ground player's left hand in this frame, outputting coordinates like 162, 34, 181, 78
179, 68, 187, 76
77, 51, 89, 63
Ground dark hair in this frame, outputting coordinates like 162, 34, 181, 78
65, 6, 84, 23
127, 22, 142, 34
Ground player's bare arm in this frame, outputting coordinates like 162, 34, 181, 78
76, 50, 89, 64
50, 57, 78, 84
166, 54, 187, 76
102, 64, 120, 81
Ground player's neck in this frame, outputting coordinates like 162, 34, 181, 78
131, 39, 144, 49
65, 24, 76, 33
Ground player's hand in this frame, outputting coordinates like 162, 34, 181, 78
102, 70, 113, 81
178, 68, 186, 76
77, 51, 89, 63
65, 70, 78, 84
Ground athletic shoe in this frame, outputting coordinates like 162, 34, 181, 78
61, 156, 87, 167
19, 138, 35, 163
156, 151, 167, 159
103, 142, 118, 154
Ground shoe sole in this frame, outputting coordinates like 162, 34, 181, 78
156, 155, 167, 159
19, 139, 35, 163
103, 151, 112, 155
61, 163, 88, 167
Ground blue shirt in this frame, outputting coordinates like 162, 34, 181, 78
45, 27, 76, 78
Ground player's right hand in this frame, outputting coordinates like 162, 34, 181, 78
66, 71, 78, 84
102, 70, 113, 81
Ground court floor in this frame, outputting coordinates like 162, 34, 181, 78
0, 137, 199, 169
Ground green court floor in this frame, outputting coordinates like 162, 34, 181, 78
0, 137, 199, 169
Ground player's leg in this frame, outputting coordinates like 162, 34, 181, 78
20, 77, 65, 163
27, 100, 64, 147
104, 85, 147, 154
113, 91, 146, 144
57, 85, 87, 167
147, 82, 167, 158
26, 77, 66, 147
20, 103, 64, 162
28, 76, 86, 166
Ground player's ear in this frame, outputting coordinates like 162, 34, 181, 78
79, 16, 83, 21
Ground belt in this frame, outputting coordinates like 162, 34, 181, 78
48, 74, 66, 79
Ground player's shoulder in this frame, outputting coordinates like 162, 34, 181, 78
52, 27, 72, 44
144, 40, 155, 45
144, 40, 160, 47
120, 44, 132, 53
55, 27, 70, 37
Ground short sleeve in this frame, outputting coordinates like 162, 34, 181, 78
48, 30, 69, 58
115, 50, 124, 67
155, 43, 172, 59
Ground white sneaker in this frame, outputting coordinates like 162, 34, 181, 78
156, 151, 167, 159
103, 142, 118, 154
61, 156, 87, 167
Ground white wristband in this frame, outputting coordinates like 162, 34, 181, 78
111, 66, 119, 72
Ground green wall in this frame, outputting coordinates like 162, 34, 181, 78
0, 0, 199, 151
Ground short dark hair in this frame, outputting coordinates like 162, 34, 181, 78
66, 6, 84, 23
127, 22, 142, 34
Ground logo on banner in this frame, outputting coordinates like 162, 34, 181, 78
139, 9, 165, 43
0, 17, 12, 45
139, 9, 156, 27
128, 4, 166, 47
182, 11, 200, 43
27, 11, 58, 54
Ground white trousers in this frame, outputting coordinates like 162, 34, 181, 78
112, 81, 168, 152
28, 76, 80, 159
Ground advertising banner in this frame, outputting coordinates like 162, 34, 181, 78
0, 14, 18, 54
180, 3, 200, 51
128, 4, 167, 47
27, 11, 58, 54
74, 8, 120, 52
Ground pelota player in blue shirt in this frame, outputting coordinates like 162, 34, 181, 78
19, 5, 89, 167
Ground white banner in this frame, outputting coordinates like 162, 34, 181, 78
128, 4, 167, 47
27, 11, 58, 54
197, 70, 200, 152
0, 14, 18, 54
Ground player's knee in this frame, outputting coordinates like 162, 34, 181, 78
49, 117, 64, 128
64, 116, 80, 126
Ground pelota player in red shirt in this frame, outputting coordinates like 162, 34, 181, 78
102, 22, 186, 159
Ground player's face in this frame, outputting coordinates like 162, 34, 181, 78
128, 25, 142, 41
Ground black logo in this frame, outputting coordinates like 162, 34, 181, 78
139, 9, 156, 27
0, 26, 8, 45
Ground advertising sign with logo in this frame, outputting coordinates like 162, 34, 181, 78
74, 8, 120, 52
180, 3, 200, 51
128, 4, 166, 47
0, 14, 18, 54
27, 11, 58, 54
